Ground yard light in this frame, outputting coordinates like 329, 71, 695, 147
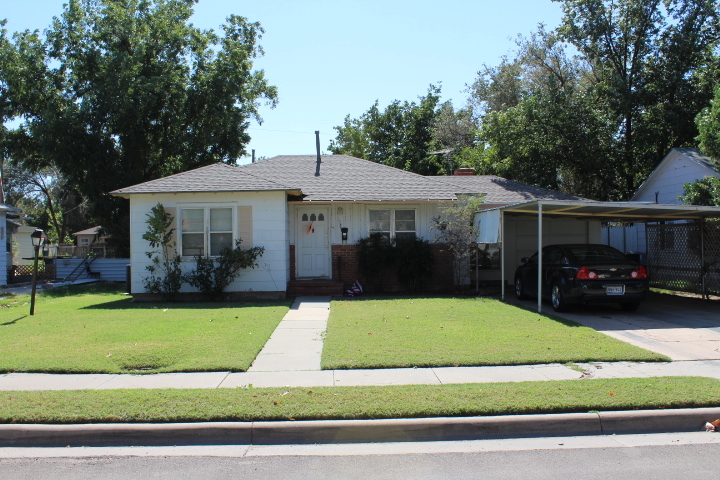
30, 229, 48, 316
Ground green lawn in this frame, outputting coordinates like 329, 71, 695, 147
322, 297, 669, 369
0, 284, 292, 373
0, 377, 717, 423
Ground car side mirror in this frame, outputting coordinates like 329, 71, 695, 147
520, 257, 529, 264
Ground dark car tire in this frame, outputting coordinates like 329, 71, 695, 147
515, 276, 528, 300
551, 282, 568, 312
620, 302, 640, 312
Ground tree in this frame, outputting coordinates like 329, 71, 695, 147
680, 176, 720, 206
554, 0, 720, 197
432, 195, 485, 286
468, 25, 617, 199
2, 162, 89, 243
329, 85, 444, 175
0, 0, 277, 254
696, 83, 720, 162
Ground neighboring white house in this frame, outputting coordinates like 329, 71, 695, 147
604, 148, 719, 254
112, 155, 594, 298
0, 203, 22, 286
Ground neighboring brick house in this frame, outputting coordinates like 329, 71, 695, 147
111, 155, 582, 298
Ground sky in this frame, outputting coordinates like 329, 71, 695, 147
0, 0, 565, 163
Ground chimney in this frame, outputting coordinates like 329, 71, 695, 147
454, 168, 475, 176
315, 131, 321, 176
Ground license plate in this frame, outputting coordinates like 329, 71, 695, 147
606, 285, 624, 295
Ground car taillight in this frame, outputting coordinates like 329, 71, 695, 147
577, 267, 597, 279
630, 266, 647, 279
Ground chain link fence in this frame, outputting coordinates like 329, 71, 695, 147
647, 221, 720, 296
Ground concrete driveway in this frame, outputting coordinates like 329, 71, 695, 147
507, 292, 720, 361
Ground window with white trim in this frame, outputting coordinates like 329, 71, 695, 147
368, 209, 416, 241
180, 206, 234, 257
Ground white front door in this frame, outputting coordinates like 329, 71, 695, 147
297, 207, 330, 278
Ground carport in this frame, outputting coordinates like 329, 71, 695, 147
476, 200, 720, 313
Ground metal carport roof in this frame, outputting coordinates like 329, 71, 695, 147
476, 200, 720, 312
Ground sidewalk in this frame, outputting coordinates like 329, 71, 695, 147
3, 295, 720, 447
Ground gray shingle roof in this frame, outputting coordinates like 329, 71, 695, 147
111, 163, 295, 195
241, 155, 458, 201
431, 175, 586, 203
111, 154, 581, 204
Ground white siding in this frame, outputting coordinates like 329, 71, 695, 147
129, 191, 289, 294
289, 202, 445, 247
634, 150, 720, 204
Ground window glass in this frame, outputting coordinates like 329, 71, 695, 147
182, 233, 205, 256
210, 232, 233, 256
369, 210, 391, 234
182, 209, 204, 233
210, 208, 232, 231
395, 210, 415, 232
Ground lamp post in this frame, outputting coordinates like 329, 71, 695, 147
30, 229, 47, 316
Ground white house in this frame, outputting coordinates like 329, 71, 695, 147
112, 155, 588, 298
604, 148, 719, 254
0, 203, 22, 286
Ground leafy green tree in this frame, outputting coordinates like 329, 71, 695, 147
432, 195, 485, 286
0, 0, 277, 255
696, 83, 720, 162
142, 203, 184, 299
680, 176, 720, 206
554, 0, 720, 197
329, 85, 444, 175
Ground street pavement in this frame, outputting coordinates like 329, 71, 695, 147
2, 292, 720, 447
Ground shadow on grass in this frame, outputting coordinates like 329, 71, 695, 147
1, 315, 26, 326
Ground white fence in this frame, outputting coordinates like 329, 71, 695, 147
55, 258, 129, 282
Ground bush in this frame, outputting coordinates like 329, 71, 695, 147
142, 203, 184, 299
186, 239, 265, 297
356, 233, 394, 291
393, 237, 434, 293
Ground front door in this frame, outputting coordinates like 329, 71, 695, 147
296, 207, 330, 278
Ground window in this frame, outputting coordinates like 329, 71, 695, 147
369, 209, 416, 240
180, 206, 234, 257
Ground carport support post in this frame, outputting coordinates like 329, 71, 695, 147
500, 210, 505, 300
537, 203, 543, 313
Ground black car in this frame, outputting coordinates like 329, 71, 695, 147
514, 244, 648, 312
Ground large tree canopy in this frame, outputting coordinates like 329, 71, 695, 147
329, 85, 460, 175
0, 0, 277, 253
466, 0, 720, 201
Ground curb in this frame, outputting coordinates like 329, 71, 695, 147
2, 408, 720, 447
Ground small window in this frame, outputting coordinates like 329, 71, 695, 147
369, 209, 416, 240
180, 206, 234, 257
310, 214, 317, 222
302, 214, 309, 222
318, 213, 325, 221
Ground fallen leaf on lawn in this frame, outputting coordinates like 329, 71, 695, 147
609, 392, 615, 396
274, 401, 281, 406
367, 332, 373, 335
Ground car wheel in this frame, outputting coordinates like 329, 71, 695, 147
515, 276, 528, 300
551, 282, 568, 312
620, 302, 640, 312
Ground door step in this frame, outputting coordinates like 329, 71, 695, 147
287, 280, 344, 296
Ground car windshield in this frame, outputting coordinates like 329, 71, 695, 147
564, 245, 628, 263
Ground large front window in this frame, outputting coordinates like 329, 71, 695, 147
181, 206, 234, 257
369, 209, 416, 241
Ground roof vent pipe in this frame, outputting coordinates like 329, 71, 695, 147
252, 149, 256, 163
315, 131, 321, 176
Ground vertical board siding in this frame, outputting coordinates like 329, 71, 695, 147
56, 258, 130, 282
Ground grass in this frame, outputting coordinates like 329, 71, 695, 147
322, 297, 669, 369
0, 283, 292, 374
0, 377, 718, 423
